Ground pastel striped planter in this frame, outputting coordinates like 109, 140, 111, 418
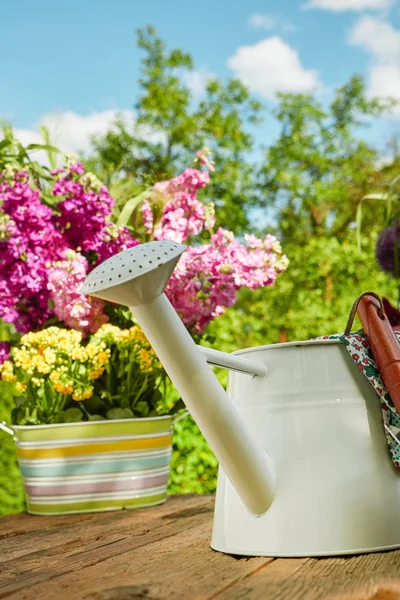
10, 416, 175, 515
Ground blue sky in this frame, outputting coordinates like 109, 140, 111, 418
1, 0, 400, 155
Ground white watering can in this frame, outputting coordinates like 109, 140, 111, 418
82, 240, 400, 557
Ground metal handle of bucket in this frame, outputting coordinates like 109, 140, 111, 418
174, 410, 190, 423
0, 421, 16, 440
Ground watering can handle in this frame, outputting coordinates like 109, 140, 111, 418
345, 292, 400, 413
197, 346, 268, 377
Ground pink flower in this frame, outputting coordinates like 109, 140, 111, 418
48, 250, 108, 335
141, 200, 154, 233
153, 168, 214, 243
166, 227, 288, 334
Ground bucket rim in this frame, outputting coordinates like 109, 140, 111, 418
10, 414, 175, 432
232, 337, 342, 357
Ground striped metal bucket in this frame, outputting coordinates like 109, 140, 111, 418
1, 416, 175, 515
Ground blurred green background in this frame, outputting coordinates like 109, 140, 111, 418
1, 27, 399, 514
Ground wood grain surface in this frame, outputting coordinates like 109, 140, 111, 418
1, 495, 400, 600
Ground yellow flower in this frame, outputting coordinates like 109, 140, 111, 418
89, 367, 104, 380
0, 361, 16, 382
71, 347, 88, 361
49, 369, 61, 383
43, 348, 57, 365
52, 382, 73, 395
16, 382, 27, 393
96, 351, 110, 366
72, 387, 93, 401
32, 355, 51, 374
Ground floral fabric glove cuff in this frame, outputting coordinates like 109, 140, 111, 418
315, 332, 400, 469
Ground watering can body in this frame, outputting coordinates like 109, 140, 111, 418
211, 339, 400, 557
81, 241, 400, 557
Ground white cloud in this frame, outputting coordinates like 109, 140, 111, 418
369, 64, 400, 100
349, 15, 400, 115
8, 110, 135, 166
348, 15, 400, 61
249, 14, 279, 30
182, 69, 214, 95
303, 0, 392, 11
248, 13, 296, 32
9, 108, 167, 165
227, 37, 319, 99
41, 109, 134, 154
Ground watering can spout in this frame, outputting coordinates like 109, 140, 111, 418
81, 241, 275, 515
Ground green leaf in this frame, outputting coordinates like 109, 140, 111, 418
116, 191, 151, 227
43, 380, 55, 413
26, 143, 61, 154
58, 407, 84, 423
106, 407, 134, 419
0, 139, 11, 151
134, 401, 149, 417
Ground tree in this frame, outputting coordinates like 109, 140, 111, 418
258, 76, 395, 244
86, 26, 263, 232
206, 77, 398, 349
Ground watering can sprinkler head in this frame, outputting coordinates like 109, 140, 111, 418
82, 240, 275, 516
80, 240, 186, 306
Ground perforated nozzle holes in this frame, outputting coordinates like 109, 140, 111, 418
80, 240, 186, 307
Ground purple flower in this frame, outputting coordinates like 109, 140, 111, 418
52, 164, 138, 260
376, 225, 400, 277
0, 171, 68, 331
0, 342, 10, 365
0, 163, 138, 333
382, 297, 400, 330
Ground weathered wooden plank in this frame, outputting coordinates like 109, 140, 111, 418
0, 494, 207, 538
4, 496, 400, 600
0, 504, 273, 600
217, 551, 400, 600
329, 580, 400, 599
0, 496, 216, 597
0, 494, 212, 565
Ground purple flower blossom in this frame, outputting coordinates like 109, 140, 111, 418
0, 171, 68, 331
0, 164, 138, 333
376, 225, 400, 277
0, 157, 287, 337
0, 342, 10, 365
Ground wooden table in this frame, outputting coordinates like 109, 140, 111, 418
2, 495, 400, 600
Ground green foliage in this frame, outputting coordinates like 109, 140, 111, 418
86, 26, 263, 233
0, 125, 61, 205
0, 380, 25, 515
0, 322, 25, 515
259, 76, 393, 244
1, 29, 399, 513
169, 415, 218, 494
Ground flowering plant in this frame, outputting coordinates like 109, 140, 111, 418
2, 324, 167, 425
0, 135, 288, 424
359, 176, 400, 321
